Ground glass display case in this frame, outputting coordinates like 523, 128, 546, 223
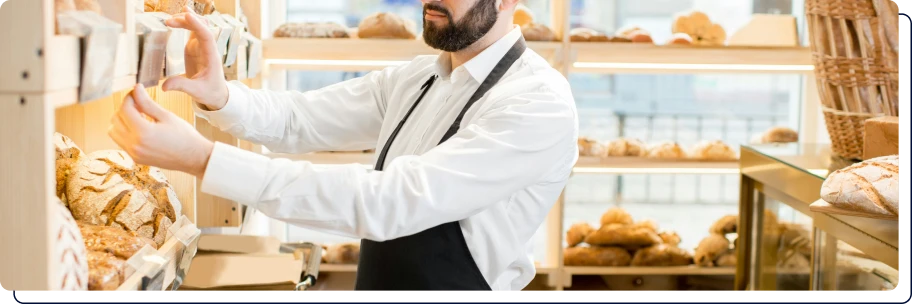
811, 207, 898, 291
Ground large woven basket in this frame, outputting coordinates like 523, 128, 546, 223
806, 0, 899, 160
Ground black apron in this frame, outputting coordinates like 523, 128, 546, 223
354, 38, 527, 291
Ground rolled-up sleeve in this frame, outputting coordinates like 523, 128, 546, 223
200, 87, 577, 241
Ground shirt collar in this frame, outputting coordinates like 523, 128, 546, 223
434, 26, 523, 83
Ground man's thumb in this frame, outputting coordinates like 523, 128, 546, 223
131, 84, 170, 121
162, 76, 202, 98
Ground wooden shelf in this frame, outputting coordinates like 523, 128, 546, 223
317, 263, 558, 275
263, 38, 563, 71
563, 266, 736, 276
570, 43, 813, 74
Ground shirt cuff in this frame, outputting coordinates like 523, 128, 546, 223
192, 81, 250, 128
200, 141, 271, 207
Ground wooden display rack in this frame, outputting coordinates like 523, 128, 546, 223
0, 0, 261, 290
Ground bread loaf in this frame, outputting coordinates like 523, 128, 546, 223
79, 223, 157, 259
605, 138, 646, 157
67, 150, 181, 246
631, 244, 692, 266
274, 22, 350, 38
709, 215, 738, 235
694, 234, 730, 267
646, 142, 686, 159
73, 0, 103, 14
820, 155, 899, 216
153, 0, 215, 14
751, 126, 798, 144
53, 201, 89, 291
584, 224, 662, 248
632, 220, 658, 232
616, 26, 653, 43
55, 133, 85, 206
86, 251, 125, 290
600, 207, 633, 226
715, 252, 737, 267
689, 140, 737, 161
570, 28, 608, 42
563, 246, 631, 266
57, 0, 77, 13
326, 243, 360, 264
358, 12, 416, 39
578, 137, 603, 157
566, 222, 596, 247
659, 231, 681, 246
513, 4, 534, 28
666, 32, 693, 45
521, 23, 557, 41
672, 11, 726, 46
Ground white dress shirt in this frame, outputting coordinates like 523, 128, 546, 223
195, 27, 579, 290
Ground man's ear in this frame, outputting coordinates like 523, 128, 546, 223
499, 0, 520, 11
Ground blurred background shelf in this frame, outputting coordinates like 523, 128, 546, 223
563, 266, 735, 276
571, 44, 813, 74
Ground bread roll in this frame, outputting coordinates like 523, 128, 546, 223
659, 231, 681, 246
67, 150, 181, 246
715, 252, 737, 267
689, 140, 737, 161
326, 243, 360, 264
666, 32, 693, 45
358, 12, 417, 39
751, 126, 798, 144
632, 220, 658, 232
55, 133, 85, 206
79, 223, 157, 259
709, 215, 738, 235
566, 222, 596, 247
694, 234, 730, 267
600, 207, 633, 226
584, 224, 663, 248
820, 155, 898, 216
570, 28, 608, 42
563, 246, 632, 267
522, 23, 557, 41
578, 137, 603, 157
513, 4, 534, 28
672, 11, 726, 46
53, 200, 89, 291
615, 26, 653, 43
274, 22, 350, 38
154, 0, 215, 14
86, 251, 124, 290
605, 138, 646, 157
646, 142, 686, 159
631, 244, 693, 266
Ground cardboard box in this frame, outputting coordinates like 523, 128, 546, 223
864, 116, 899, 160
197, 234, 281, 254
181, 254, 301, 290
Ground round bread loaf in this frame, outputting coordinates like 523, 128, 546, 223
689, 140, 737, 161
274, 22, 350, 38
513, 4, 534, 28
563, 246, 631, 267
600, 207, 634, 226
672, 11, 726, 46
67, 150, 181, 246
584, 224, 662, 248
694, 234, 730, 267
86, 250, 124, 290
357, 12, 416, 39
751, 126, 799, 144
820, 155, 899, 216
606, 138, 646, 157
52, 200, 89, 291
578, 137, 603, 157
566, 222, 596, 247
646, 142, 686, 159
55, 133, 85, 206
709, 215, 738, 235
521, 23, 557, 41
631, 244, 693, 266
715, 251, 737, 267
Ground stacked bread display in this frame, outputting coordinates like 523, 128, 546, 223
578, 137, 738, 161
564, 208, 691, 267
53, 133, 182, 290
820, 155, 899, 217
672, 11, 726, 46
513, 5, 558, 42
273, 22, 350, 39
697, 212, 813, 269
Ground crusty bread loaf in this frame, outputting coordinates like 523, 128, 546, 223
563, 246, 631, 267
513, 4, 534, 28
570, 28, 609, 42
751, 126, 798, 144
578, 137, 603, 157
646, 142, 686, 159
659, 231, 681, 246
566, 222, 596, 247
86, 251, 125, 290
820, 155, 899, 216
521, 23, 557, 41
632, 220, 658, 232
694, 234, 730, 267
67, 150, 181, 246
689, 140, 737, 161
53, 200, 89, 291
274, 22, 350, 38
153, 0, 215, 14
600, 207, 634, 226
616, 26, 653, 43
631, 244, 692, 266
584, 224, 662, 248
55, 133, 85, 206
79, 223, 157, 259
605, 138, 647, 157
357, 12, 416, 39
325, 243, 360, 264
672, 11, 726, 46
715, 252, 736, 267
709, 215, 738, 235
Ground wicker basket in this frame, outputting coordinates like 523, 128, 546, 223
806, 0, 899, 160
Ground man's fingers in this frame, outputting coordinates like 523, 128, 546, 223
162, 76, 202, 97
165, 9, 213, 42
131, 84, 171, 121
121, 94, 151, 132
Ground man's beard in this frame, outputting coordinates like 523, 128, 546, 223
423, 0, 498, 52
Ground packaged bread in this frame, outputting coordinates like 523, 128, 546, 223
689, 140, 738, 161
513, 4, 534, 28
709, 215, 738, 235
600, 207, 634, 226
646, 142, 686, 159
578, 137, 603, 157
694, 234, 730, 267
53, 200, 89, 291
715, 251, 737, 267
631, 244, 693, 266
666, 32, 693, 45
357, 12, 416, 39
86, 250, 125, 290
820, 155, 898, 216
521, 23, 558, 41
566, 222, 596, 247
672, 11, 726, 46
326, 243, 360, 264
750, 126, 798, 144
564, 246, 632, 267
79, 223, 157, 259
66, 150, 182, 246
274, 22, 350, 39
659, 231, 681, 246
584, 224, 662, 248
605, 138, 646, 157
55, 133, 85, 206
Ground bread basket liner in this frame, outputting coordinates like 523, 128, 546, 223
117, 215, 201, 290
